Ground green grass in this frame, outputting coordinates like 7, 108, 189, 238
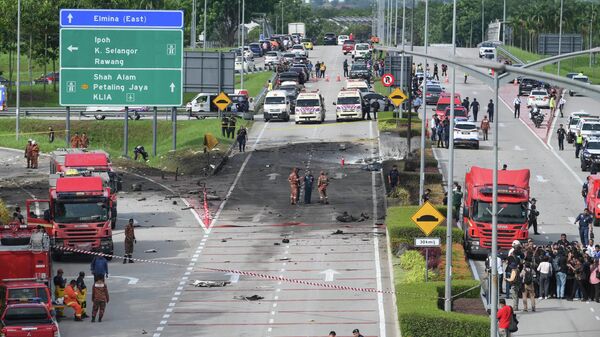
503, 46, 600, 85
0, 52, 51, 82
235, 71, 273, 97
0, 118, 242, 171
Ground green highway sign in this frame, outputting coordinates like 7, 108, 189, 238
59, 69, 182, 106
59, 11, 183, 107
60, 29, 183, 69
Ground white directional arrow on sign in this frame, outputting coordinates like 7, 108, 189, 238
267, 173, 280, 181
67, 45, 79, 52
67, 13, 73, 23
225, 272, 240, 283
169, 82, 175, 93
320, 269, 340, 282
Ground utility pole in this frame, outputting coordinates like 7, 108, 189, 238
16, 0, 21, 140
481, 0, 485, 43
203, 0, 208, 51
281, 1, 284, 35
591, 5, 594, 68
502, 0, 506, 43
410, 0, 414, 51
490, 70, 500, 337
394, 0, 399, 46
378, 0, 385, 43
419, 0, 429, 205
400, 0, 406, 93
557, 0, 564, 75
444, 0, 457, 312
191, 0, 197, 48
241, 0, 245, 90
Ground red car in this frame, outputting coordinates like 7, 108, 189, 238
435, 92, 462, 120
0, 301, 60, 337
342, 40, 355, 55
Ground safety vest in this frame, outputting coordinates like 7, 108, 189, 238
577, 135, 583, 144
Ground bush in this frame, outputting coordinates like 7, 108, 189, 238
0, 199, 11, 225
389, 187, 411, 205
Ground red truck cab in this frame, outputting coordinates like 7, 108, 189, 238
585, 175, 600, 226
27, 174, 114, 260
49, 149, 121, 229
462, 166, 531, 258
435, 92, 462, 120
0, 301, 59, 337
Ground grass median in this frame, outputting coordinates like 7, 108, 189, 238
0, 118, 243, 172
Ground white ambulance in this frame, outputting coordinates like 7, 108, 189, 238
334, 89, 364, 121
263, 90, 291, 121
294, 91, 325, 124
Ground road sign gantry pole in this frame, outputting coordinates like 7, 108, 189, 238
490, 70, 500, 337
123, 107, 129, 157
152, 107, 157, 156
16, 0, 21, 140
418, 0, 429, 206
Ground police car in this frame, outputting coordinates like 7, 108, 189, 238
580, 137, 600, 171
453, 119, 479, 149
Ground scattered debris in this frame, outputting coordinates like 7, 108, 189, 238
234, 295, 264, 301
144, 249, 157, 253
142, 329, 147, 334
332, 229, 344, 235
336, 212, 370, 222
274, 242, 281, 246
221, 239, 228, 242
172, 200, 178, 205
282, 238, 290, 244
137, 197, 146, 202
279, 257, 291, 261
362, 162, 382, 171
181, 206, 193, 210
131, 184, 142, 191
192, 280, 230, 287
205, 193, 221, 201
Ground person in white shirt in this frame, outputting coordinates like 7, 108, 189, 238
513, 96, 521, 118
558, 96, 566, 117
430, 115, 439, 142
586, 239, 595, 258
537, 255, 553, 299
486, 254, 505, 295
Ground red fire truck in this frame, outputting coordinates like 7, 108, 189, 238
49, 149, 121, 229
584, 175, 600, 227
462, 166, 531, 258
26, 173, 114, 260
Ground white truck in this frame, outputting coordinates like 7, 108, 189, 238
288, 23, 306, 36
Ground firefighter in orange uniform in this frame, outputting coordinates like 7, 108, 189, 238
24, 139, 33, 168
79, 132, 89, 148
30, 140, 40, 169
70, 132, 81, 148
318, 171, 329, 204
288, 168, 300, 205
64, 280, 83, 321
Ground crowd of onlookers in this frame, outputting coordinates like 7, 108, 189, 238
487, 234, 600, 313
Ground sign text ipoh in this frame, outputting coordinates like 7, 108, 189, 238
59, 9, 183, 107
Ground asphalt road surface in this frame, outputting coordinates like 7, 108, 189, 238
0, 45, 397, 337
416, 46, 600, 336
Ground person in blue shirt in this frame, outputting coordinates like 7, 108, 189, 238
90, 255, 109, 281
574, 208, 594, 246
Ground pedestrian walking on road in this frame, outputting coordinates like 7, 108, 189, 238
30, 140, 40, 169
481, 116, 490, 141
557, 124, 566, 150
91, 255, 109, 281
433, 63, 439, 81
436, 122, 444, 147
443, 119, 450, 149
48, 127, 54, 143
461, 97, 470, 113
576, 131, 584, 158
24, 139, 32, 168
470, 98, 480, 121
221, 116, 229, 137
388, 165, 400, 192
506, 262, 522, 311
303, 170, 314, 204
343, 59, 349, 77
513, 96, 521, 118
559, 96, 566, 117
537, 255, 553, 299
64, 280, 83, 321
227, 116, 237, 139
124, 219, 136, 264
497, 299, 513, 337
320, 62, 327, 78
574, 209, 593, 247
520, 262, 536, 311
555, 248, 568, 299
528, 198, 540, 235
550, 95, 557, 117
441, 64, 448, 77
288, 168, 300, 205
76, 271, 88, 318
568, 258, 588, 301
236, 125, 248, 152
70, 132, 81, 148
315, 61, 321, 78
464, 73, 468, 83
317, 171, 329, 204
590, 261, 600, 302
91, 278, 109, 322
487, 99, 495, 122
267, 80, 273, 92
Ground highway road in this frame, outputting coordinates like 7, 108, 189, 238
0, 45, 397, 337
416, 46, 600, 336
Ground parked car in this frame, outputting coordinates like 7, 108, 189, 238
291, 44, 308, 57
362, 92, 393, 112
235, 56, 256, 72
301, 38, 314, 50
580, 137, 600, 171
342, 39, 356, 54
0, 301, 60, 337
337, 35, 349, 45
264, 51, 281, 65
323, 33, 337, 45
421, 82, 445, 105
527, 88, 550, 108
569, 74, 591, 96
519, 78, 550, 96
453, 120, 479, 149
34, 72, 59, 84
349, 63, 371, 80
248, 43, 263, 57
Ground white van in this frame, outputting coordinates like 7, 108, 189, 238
295, 91, 325, 124
263, 90, 291, 122
334, 89, 364, 121
345, 79, 370, 94
352, 43, 370, 58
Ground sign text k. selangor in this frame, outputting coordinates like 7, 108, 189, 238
59, 9, 183, 107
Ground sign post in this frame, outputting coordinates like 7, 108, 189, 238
411, 202, 445, 282
59, 9, 183, 156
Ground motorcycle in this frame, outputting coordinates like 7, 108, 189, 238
529, 106, 544, 128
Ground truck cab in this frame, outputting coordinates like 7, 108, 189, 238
334, 89, 364, 121
294, 91, 325, 124
463, 166, 530, 258
0, 301, 60, 337
27, 174, 114, 260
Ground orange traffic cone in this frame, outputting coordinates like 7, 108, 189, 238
336, 74, 341, 82
325, 75, 330, 82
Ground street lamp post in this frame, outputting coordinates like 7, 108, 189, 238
203, 0, 208, 52
241, 0, 245, 90
191, 0, 197, 48
419, 0, 429, 205
400, 0, 406, 94
557, 0, 564, 75
591, 7, 594, 68
502, 0, 506, 43
394, 0, 399, 46
481, 0, 485, 43
410, 0, 414, 51
16, 0, 21, 140
490, 70, 500, 337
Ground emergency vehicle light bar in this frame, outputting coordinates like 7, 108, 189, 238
479, 185, 527, 196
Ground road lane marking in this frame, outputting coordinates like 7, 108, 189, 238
536, 175, 548, 183
514, 145, 525, 151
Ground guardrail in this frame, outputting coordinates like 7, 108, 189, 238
496, 46, 524, 65
0, 108, 182, 118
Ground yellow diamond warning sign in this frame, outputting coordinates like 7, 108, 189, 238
213, 92, 232, 111
410, 201, 446, 236
388, 87, 407, 107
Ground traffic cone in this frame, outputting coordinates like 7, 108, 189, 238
341, 157, 345, 168
326, 75, 330, 82
336, 74, 341, 82
513, 78, 518, 86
